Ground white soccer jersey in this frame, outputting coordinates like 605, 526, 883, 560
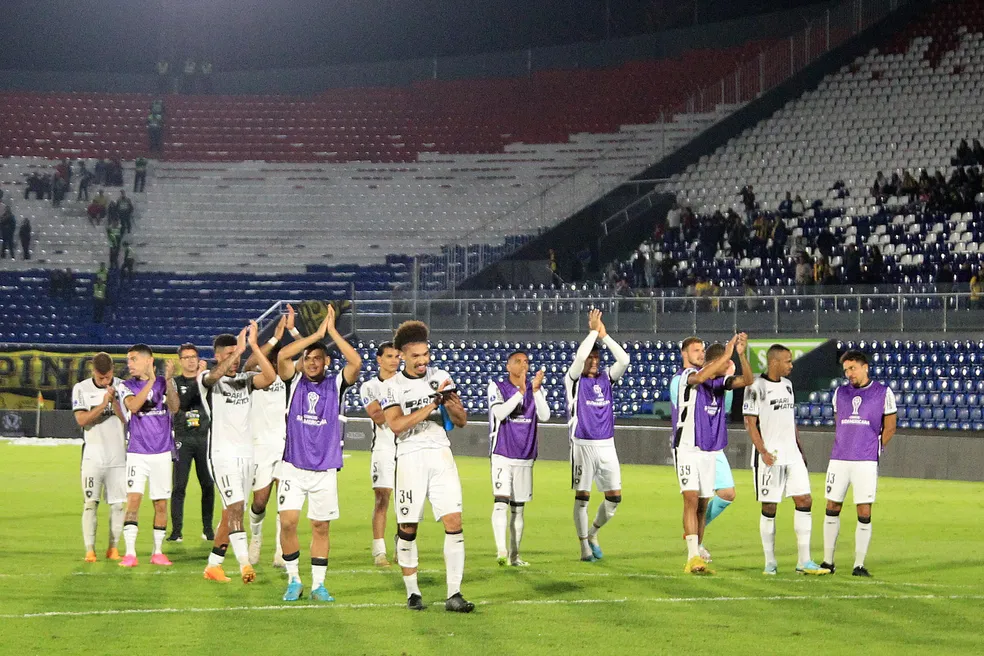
673, 367, 700, 452
250, 376, 287, 447
382, 367, 454, 456
361, 376, 396, 455
742, 375, 800, 466
72, 377, 126, 467
199, 370, 258, 460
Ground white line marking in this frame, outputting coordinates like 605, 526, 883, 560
3, 593, 982, 619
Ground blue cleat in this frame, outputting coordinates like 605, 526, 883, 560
282, 580, 303, 602
588, 541, 603, 560
580, 554, 598, 563
797, 560, 830, 576
310, 585, 334, 602
763, 563, 778, 576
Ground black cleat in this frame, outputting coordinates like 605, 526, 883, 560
445, 592, 475, 613
820, 561, 836, 574
852, 566, 872, 578
407, 594, 425, 611
165, 533, 182, 542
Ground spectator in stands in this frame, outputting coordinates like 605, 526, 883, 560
77, 164, 93, 201
94, 159, 107, 186
863, 247, 884, 285
117, 191, 134, 235
107, 223, 122, 268
741, 185, 756, 221
770, 217, 788, 258
106, 196, 120, 229
778, 192, 793, 219
957, 262, 973, 285
812, 255, 834, 287
92, 264, 108, 323
49, 268, 74, 299
0, 204, 15, 260
147, 111, 164, 154
830, 179, 849, 199
666, 201, 682, 238
974, 140, 984, 166
971, 267, 984, 310
795, 253, 812, 286
937, 264, 956, 294
18, 216, 31, 260
681, 205, 697, 240
134, 157, 148, 193
871, 171, 887, 202
24, 172, 41, 200
955, 139, 973, 166
659, 254, 676, 288
55, 158, 70, 185
815, 227, 836, 259
631, 250, 647, 289
743, 276, 763, 311
841, 244, 862, 285
750, 214, 771, 259
52, 175, 68, 207
791, 194, 805, 217
725, 209, 746, 258
121, 243, 135, 281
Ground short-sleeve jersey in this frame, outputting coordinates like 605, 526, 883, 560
382, 368, 454, 456
200, 371, 259, 460
72, 377, 126, 466
250, 376, 287, 447
361, 376, 397, 455
742, 375, 799, 465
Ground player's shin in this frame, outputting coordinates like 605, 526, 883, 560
705, 495, 733, 526
854, 516, 872, 569
574, 497, 591, 558
229, 530, 250, 566
508, 502, 525, 559
109, 503, 124, 548
823, 509, 841, 565
283, 550, 301, 584
760, 510, 777, 567
794, 507, 813, 565
396, 528, 420, 597
492, 499, 508, 558
444, 529, 465, 599
589, 495, 620, 537
83, 501, 99, 551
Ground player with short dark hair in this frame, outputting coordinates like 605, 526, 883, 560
73, 352, 126, 562
383, 320, 473, 613
821, 350, 897, 577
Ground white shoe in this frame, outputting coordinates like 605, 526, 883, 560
248, 535, 262, 566
698, 545, 712, 563
272, 554, 286, 569
374, 553, 391, 567
510, 558, 530, 567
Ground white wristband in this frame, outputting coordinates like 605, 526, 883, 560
289, 328, 301, 338
267, 337, 279, 346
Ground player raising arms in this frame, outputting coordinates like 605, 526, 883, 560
360, 341, 401, 567
672, 334, 753, 574
821, 350, 897, 577
382, 320, 473, 613
200, 321, 278, 584
117, 344, 180, 567
566, 309, 630, 562
276, 305, 361, 602
743, 344, 828, 575
73, 352, 126, 562
488, 349, 550, 567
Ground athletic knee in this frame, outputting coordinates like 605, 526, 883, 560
311, 520, 330, 536
442, 514, 462, 533
493, 496, 510, 505
716, 488, 736, 503
397, 524, 417, 537
508, 501, 525, 509
761, 506, 777, 519
825, 508, 841, 517
84, 500, 99, 511
574, 493, 590, 503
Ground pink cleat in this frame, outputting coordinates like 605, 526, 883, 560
150, 553, 173, 566
119, 554, 139, 568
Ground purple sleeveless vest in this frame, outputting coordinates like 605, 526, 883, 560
832, 381, 888, 462
490, 379, 538, 460
285, 373, 344, 471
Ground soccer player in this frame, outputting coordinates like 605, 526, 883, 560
669, 337, 738, 562
672, 333, 753, 574
244, 309, 294, 567
73, 352, 126, 562
360, 341, 401, 567
566, 309, 630, 562
821, 350, 897, 577
276, 305, 361, 602
168, 343, 214, 542
382, 320, 473, 613
488, 350, 550, 566
743, 344, 828, 575
117, 344, 180, 567
200, 321, 278, 584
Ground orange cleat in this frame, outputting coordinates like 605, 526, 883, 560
241, 564, 256, 584
203, 565, 231, 582
84, 550, 97, 563
105, 547, 121, 561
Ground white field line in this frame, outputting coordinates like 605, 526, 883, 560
2, 592, 983, 620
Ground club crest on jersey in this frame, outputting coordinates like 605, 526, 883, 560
429, 380, 439, 391
851, 396, 863, 416
593, 384, 602, 397
747, 389, 757, 402
307, 391, 320, 414
786, 385, 793, 395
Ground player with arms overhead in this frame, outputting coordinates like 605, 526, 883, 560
276, 305, 361, 602
566, 309, 631, 562
200, 321, 278, 584
672, 334, 753, 574
73, 352, 126, 562
743, 344, 828, 575
360, 341, 401, 567
488, 349, 550, 567
821, 350, 897, 577
383, 320, 473, 613
117, 344, 180, 567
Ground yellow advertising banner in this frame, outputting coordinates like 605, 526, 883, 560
0, 348, 179, 393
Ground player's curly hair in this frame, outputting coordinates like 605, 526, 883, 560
394, 320, 429, 351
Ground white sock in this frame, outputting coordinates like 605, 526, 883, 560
854, 521, 872, 569
284, 553, 301, 583
823, 514, 840, 564
83, 501, 98, 551
492, 501, 508, 557
794, 509, 813, 566
444, 532, 465, 599
589, 499, 618, 539
312, 561, 327, 588
229, 531, 250, 566
372, 538, 386, 558
109, 503, 124, 548
509, 505, 525, 559
574, 498, 591, 557
760, 515, 777, 566
403, 573, 421, 598
685, 534, 699, 559
207, 548, 226, 567
249, 508, 265, 540
274, 515, 283, 560
123, 523, 138, 557
152, 528, 165, 555
397, 537, 419, 569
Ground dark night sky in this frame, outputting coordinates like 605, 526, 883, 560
0, 0, 832, 73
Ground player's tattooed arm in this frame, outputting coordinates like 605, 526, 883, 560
164, 359, 180, 414
687, 334, 737, 386
247, 321, 278, 390
244, 312, 287, 372
277, 306, 332, 380
725, 333, 754, 390
203, 327, 247, 387
322, 305, 362, 385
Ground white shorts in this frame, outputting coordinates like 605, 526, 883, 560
673, 448, 717, 498
371, 449, 396, 490
491, 454, 533, 503
278, 461, 339, 521
210, 456, 254, 508
81, 461, 126, 505
125, 452, 173, 500
570, 441, 622, 493
753, 453, 812, 504
252, 443, 284, 491
825, 459, 878, 505
395, 447, 463, 522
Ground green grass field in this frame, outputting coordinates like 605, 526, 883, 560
1, 439, 983, 655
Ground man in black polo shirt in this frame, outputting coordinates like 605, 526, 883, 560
168, 343, 215, 541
